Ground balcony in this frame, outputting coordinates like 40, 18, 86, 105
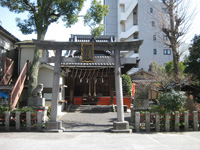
120, 0, 138, 22
119, 25, 139, 40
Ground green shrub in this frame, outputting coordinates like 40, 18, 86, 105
0, 105, 9, 114
122, 74, 132, 96
158, 90, 186, 112
12, 107, 36, 114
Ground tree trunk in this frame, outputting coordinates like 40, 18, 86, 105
172, 46, 180, 82
28, 31, 46, 97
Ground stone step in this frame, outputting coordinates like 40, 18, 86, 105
68, 105, 113, 112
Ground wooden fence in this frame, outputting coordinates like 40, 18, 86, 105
0, 111, 43, 131
133, 111, 200, 132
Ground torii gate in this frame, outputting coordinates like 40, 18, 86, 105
33, 39, 143, 133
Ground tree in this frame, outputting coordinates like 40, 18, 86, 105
165, 61, 186, 75
185, 35, 200, 83
146, 0, 196, 81
0, 0, 109, 96
160, 0, 195, 81
149, 61, 191, 91
149, 62, 174, 92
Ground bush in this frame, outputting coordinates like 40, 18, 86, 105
158, 90, 186, 112
0, 105, 9, 114
122, 74, 132, 96
0, 105, 36, 115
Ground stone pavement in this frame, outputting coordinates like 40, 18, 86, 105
0, 132, 200, 150
59, 105, 131, 132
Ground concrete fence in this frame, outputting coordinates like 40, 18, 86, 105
0, 111, 43, 131
133, 111, 200, 132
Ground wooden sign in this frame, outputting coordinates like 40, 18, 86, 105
81, 43, 94, 62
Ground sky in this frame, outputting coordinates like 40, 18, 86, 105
0, 0, 91, 41
0, 0, 200, 43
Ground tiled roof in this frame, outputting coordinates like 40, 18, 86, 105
0, 25, 20, 42
62, 62, 114, 66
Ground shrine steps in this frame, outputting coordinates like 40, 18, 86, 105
67, 105, 113, 112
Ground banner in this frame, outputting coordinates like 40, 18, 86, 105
131, 83, 135, 96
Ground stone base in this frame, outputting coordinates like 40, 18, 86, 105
44, 121, 65, 132
28, 97, 45, 107
111, 121, 132, 133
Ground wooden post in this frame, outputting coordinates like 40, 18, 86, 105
50, 49, 61, 122
193, 111, 198, 131
109, 75, 114, 105
94, 79, 97, 97
69, 77, 74, 104
89, 78, 91, 97
184, 111, 189, 131
175, 111, 179, 132
165, 112, 170, 132
5, 111, 10, 131
145, 112, 150, 132
155, 112, 160, 132
16, 112, 20, 131
135, 112, 140, 133
114, 50, 124, 122
26, 111, 31, 131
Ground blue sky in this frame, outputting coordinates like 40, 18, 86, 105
0, 0, 91, 41
0, 0, 199, 43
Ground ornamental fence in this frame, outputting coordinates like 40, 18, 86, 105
132, 111, 200, 132
0, 111, 43, 131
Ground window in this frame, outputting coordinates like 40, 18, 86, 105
151, 21, 155, 27
153, 35, 156, 40
153, 49, 157, 55
163, 35, 168, 41
162, 8, 168, 14
164, 49, 171, 55
150, 7, 153, 13
133, 32, 138, 39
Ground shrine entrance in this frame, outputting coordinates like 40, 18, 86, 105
33, 39, 142, 133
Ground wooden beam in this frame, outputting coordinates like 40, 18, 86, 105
33, 40, 143, 52
40, 57, 137, 64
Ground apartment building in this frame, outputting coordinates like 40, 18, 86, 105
104, 0, 173, 71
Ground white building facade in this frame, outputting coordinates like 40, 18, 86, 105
104, 0, 173, 71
